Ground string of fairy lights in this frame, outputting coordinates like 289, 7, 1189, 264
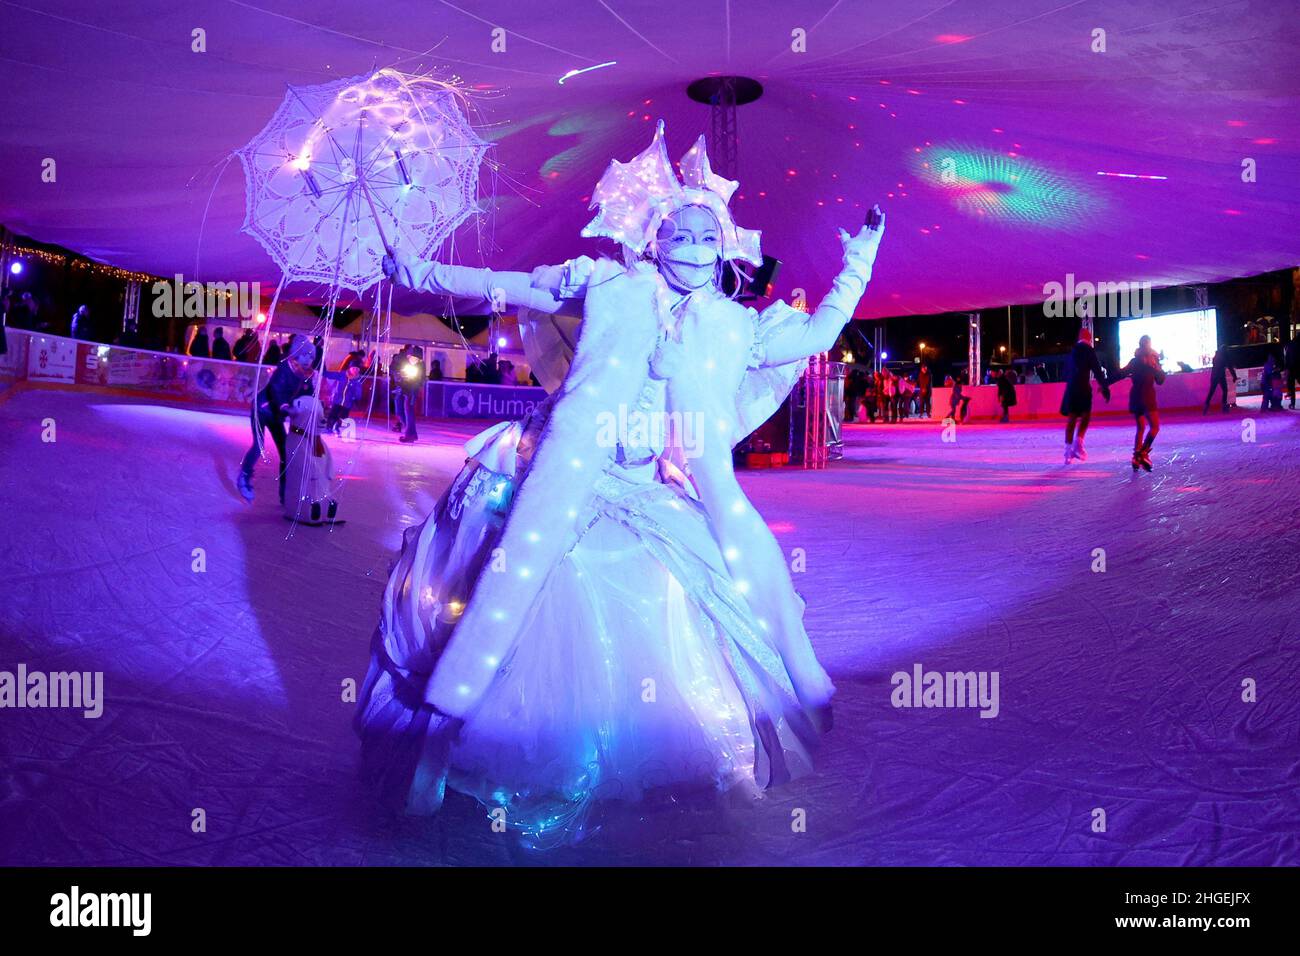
5, 244, 161, 286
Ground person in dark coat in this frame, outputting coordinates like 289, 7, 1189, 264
263, 337, 282, 366
1113, 335, 1166, 471
236, 337, 315, 503
1260, 350, 1284, 412
1202, 346, 1236, 414
211, 327, 232, 361
1285, 337, 1300, 409
189, 326, 210, 358
396, 345, 426, 443
70, 305, 91, 340
232, 329, 259, 363
389, 344, 410, 429
947, 373, 972, 424
1060, 327, 1110, 462
996, 368, 1017, 423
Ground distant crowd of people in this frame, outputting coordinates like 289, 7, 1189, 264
844, 365, 933, 423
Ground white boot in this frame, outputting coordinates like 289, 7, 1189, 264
1072, 436, 1087, 461
1063, 442, 1073, 464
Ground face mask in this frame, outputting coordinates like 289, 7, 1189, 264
659, 243, 719, 289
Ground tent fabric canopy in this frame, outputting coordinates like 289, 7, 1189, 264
1, 1, 1296, 319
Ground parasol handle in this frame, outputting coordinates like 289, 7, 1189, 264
358, 179, 391, 252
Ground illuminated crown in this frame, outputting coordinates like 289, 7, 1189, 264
581, 120, 762, 266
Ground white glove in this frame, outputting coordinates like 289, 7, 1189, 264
821, 205, 886, 319
835, 205, 886, 281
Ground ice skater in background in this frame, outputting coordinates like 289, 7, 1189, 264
236, 337, 315, 502
947, 373, 972, 423
1060, 327, 1110, 462
325, 352, 365, 436
395, 346, 425, 444
1112, 334, 1166, 472
1202, 346, 1236, 414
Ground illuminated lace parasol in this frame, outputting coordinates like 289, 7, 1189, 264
237, 69, 490, 292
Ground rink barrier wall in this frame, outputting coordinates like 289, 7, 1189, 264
929, 370, 1217, 420
0, 328, 548, 419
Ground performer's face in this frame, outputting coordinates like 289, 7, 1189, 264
657, 206, 721, 291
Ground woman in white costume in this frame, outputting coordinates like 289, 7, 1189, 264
356, 122, 885, 844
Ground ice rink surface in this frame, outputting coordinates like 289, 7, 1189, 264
1, 386, 1297, 866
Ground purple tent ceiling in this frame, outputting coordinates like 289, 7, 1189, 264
1, 0, 1297, 318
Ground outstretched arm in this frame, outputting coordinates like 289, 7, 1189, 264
760, 206, 885, 366
383, 249, 578, 315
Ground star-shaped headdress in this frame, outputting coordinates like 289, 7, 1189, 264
581, 120, 762, 266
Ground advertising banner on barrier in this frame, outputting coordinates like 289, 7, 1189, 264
77, 344, 186, 396
27, 335, 78, 383
5, 329, 540, 417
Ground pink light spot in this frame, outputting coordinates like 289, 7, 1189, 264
952, 99, 967, 105
1252, 137, 1277, 145
935, 33, 972, 44
1226, 120, 1246, 127
1223, 208, 1242, 215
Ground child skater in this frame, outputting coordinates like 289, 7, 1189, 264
1060, 327, 1110, 462
1114, 334, 1166, 472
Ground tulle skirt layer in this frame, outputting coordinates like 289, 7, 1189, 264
355, 420, 819, 843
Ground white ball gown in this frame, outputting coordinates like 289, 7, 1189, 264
355, 127, 883, 846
